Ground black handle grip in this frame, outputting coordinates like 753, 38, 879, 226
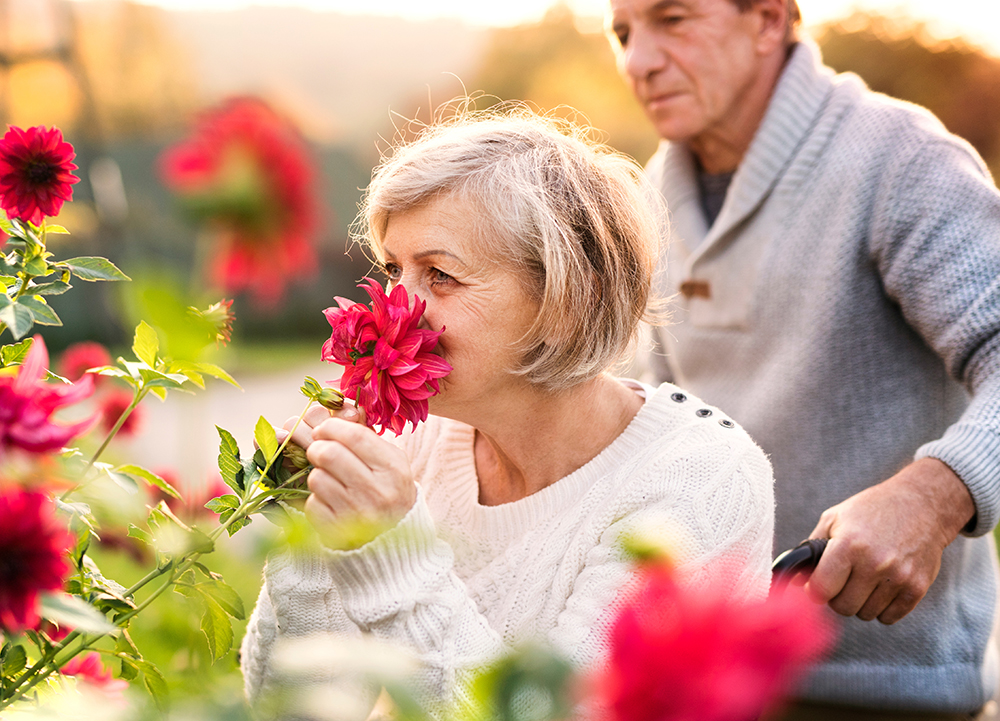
771, 538, 828, 579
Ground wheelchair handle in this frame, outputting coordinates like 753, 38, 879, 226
771, 538, 828, 580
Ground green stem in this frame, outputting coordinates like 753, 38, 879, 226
2, 403, 316, 709
61, 388, 145, 501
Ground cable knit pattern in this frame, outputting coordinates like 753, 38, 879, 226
646, 38, 1000, 712
240, 382, 774, 718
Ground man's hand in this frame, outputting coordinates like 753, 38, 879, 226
805, 458, 975, 624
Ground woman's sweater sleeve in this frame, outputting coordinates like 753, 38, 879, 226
322, 484, 504, 715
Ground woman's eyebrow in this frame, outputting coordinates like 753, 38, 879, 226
413, 249, 460, 262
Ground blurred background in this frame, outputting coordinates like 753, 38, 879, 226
3, 0, 998, 353
3, 0, 999, 715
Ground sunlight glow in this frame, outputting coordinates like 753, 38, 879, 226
71, 0, 1000, 56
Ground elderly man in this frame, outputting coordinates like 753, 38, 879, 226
608, 0, 1000, 717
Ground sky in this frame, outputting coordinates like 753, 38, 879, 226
88, 0, 1000, 56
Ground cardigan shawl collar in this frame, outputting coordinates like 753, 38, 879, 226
656, 39, 836, 272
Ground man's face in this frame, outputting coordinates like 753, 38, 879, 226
608, 0, 770, 145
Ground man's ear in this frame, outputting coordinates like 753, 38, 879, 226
752, 0, 791, 55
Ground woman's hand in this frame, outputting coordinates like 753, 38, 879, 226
279, 402, 361, 454
303, 416, 417, 549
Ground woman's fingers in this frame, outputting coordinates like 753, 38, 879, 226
304, 417, 416, 527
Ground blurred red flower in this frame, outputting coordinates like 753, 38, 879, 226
597, 563, 836, 721
0, 335, 96, 457
322, 278, 452, 435
0, 125, 80, 225
158, 97, 320, 306
98, 388, 141, 438
58, 341, 112, 384
60, 652, 129, 699
0, 487, 74, 631
150, 469, 229, 519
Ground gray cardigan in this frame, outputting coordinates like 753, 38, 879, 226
647, 39, 1000, 711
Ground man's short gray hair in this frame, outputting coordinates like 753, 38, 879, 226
356, 105, 668, 391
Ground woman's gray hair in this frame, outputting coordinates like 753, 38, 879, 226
355, 104, 668, 391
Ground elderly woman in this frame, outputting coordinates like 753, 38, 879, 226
240, 109, 774, 717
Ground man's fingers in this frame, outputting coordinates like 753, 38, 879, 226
804, 538, 852, 604
851, 579, 898, 621
877, 589, 923, 625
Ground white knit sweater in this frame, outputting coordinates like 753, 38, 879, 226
240, 382, 774, 718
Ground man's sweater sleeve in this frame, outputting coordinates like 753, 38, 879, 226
872, 134, 1000, 536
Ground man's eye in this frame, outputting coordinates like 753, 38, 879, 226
612, 26, 629, 47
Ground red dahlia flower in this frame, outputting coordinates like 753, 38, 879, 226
0, 335, 96, 457
60, 652, 129, 699
598, 563, 836, 721
0, 125, 80, 225
158, 97, 320, 306
58, 341, 112, 383
98, 388, 141, 438
0, 487, 74, 631
322, 278, 452, 435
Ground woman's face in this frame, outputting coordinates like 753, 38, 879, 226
379, 194, 540, 423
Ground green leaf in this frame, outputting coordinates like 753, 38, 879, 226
197, 578, 245, 620
138, 367, 188, 390
135, 659, 169, 710
226, 516, 252, 536
28, 279, 71, 296
16, 296, 61, 326
94, 365, 132, 381
193, 361, 240, 388
132, 321, 159, 367
117, 464, 180, 499
44, 224, 70, 234
0, 300, 34, 340
2, 644, 27, 675
216, 427, 244, 493
205, 495, 240, 514
127, 523, 154, 547
119, 655, 139, 681
254, 416, 279, 460
60, 256, 131, 282
0, 337, 32, 366
100, 465, 140, 495
23, 255, 48, 276
0, 214, 15, 235
115, 629, 139, 656
39, 592, 116, 634
200, 595, 234, 661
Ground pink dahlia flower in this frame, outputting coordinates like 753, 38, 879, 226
0, 487, 74, 631
597, 563, 836, 721
60, 652, 129, 699
322, 278, 452, 435
0, 125, 80, 225
0, 335, 96, 457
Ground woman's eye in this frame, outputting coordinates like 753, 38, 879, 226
430, 268, 453, 285
380, 263, 402, 282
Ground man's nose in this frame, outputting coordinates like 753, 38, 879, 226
621, 29, 666, 82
